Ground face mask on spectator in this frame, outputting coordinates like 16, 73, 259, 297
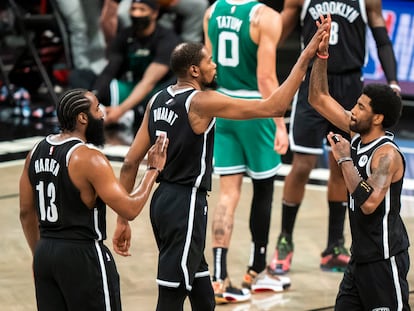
131, 16, 151, 33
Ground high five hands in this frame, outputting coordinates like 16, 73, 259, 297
316, 14, 331, 58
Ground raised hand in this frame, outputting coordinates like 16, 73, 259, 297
303, 13, 331, 59
316, 14, 331, 57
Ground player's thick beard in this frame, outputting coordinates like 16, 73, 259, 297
85, 113, 105, 147
349, 118, 371, 136
204, 76, 218, 90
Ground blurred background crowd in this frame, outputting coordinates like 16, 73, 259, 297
0, 0, 412, 152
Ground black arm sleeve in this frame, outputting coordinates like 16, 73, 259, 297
371, 26, 398, 83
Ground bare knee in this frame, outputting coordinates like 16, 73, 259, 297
289, 154, 318, 183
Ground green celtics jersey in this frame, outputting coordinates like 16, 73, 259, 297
208, 0, 263, 98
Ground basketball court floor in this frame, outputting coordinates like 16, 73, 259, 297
1, 101, 414, 310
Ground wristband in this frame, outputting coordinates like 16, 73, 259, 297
147, 166, 161, 174
337, 157, 353, 165
316, 52, 329, 59
389, 83, 401, 92
352, 180, 373, 206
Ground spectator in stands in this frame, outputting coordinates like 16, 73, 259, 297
115, 0, 208, 43
93, 0, 181, 127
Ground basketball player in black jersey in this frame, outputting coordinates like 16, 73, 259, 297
113, 18, 330, 311
19, 88, 168, 311
269, 0, 402, 275
309, 16, 410, 310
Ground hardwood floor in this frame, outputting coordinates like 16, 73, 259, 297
1, 160, 414, 311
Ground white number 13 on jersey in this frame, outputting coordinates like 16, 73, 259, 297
36, 181, 58, 222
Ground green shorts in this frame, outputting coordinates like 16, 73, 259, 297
213, 117, 281, 179
109, 78, 175, 108
109, 80, 150, 107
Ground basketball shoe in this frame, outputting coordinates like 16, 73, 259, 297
267, 233, 294, 275
320, 241, 350, 272
241, 269, 291, 293
241, 269, 258, 290
212, 277, 251, 304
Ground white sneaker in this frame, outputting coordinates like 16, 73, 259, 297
251, 270, 291, 293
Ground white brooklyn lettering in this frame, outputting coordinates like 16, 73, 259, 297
308, 1, 359, 23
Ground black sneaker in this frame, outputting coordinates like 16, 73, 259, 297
320, 242, 350, 272
212, 277, 251, 304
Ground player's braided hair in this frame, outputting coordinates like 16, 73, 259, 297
57, 88, 91, 131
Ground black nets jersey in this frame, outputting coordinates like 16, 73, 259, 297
28, 136, 107, 241
148, 87, 215, 191
349, 132, 410, 263
301, 0, 367, 73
